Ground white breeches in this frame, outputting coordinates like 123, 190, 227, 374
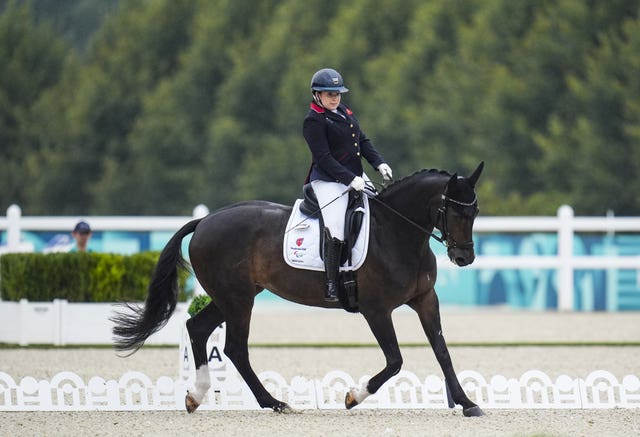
311, 180, 349, 241
311, 173, 369, 241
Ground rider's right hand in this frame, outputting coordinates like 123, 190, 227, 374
349, 176, 366, 191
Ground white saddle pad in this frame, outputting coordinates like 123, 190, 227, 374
283, 196, 370, 272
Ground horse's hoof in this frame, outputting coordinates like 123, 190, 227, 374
185, 392, 200, 414
463, 405, 485, 417
345, 391, 359, 410
272, 402, 296, 414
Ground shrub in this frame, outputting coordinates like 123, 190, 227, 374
187, 294, 211, 317
0, 251, 192, 302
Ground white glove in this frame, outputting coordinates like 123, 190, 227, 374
378, 163, 393, 181
349, 176, 366, 191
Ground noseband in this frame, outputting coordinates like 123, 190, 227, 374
435, 192, 478, 249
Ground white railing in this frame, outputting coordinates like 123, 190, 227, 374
440, 205, 640, 310
0, 204, 210, 251
0, 299, 189, 346
2, 204, 640, 311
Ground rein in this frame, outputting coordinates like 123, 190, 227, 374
364, 191, 447, 244
366, 181, 478, 249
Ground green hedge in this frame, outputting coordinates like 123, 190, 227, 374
0, 252, 191, 302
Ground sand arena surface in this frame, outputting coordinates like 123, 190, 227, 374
1, 309, 639, 436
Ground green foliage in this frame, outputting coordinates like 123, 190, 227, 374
0, 0, 71, 211
187, 294, 212, 317
1, 0, 639, 215
0, 252, 191, 302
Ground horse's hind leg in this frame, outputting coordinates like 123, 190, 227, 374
222, 294, 292, 413
407, 291, 484, 417
345, 309, 403, 409
184, 300, 224, 413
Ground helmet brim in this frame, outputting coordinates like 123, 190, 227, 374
312, 86, 349, 93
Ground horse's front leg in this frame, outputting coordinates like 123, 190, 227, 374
345, 309, 403, 409
407, 290, 485, 417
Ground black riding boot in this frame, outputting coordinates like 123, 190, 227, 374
323, 229, 343, 302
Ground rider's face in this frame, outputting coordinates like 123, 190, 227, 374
319, 91, 341, 110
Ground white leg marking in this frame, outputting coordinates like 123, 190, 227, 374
191, 365, 211, 404
349, 382, 370, 404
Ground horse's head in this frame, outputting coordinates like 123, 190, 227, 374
437, 162, 484, 266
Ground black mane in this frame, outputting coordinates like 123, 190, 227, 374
377, 168, 451, 199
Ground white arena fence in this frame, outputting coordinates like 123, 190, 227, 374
1, 204, 639, 345
1, 203, 639, 313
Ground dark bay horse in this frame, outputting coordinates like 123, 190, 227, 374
112, 162, 485, 417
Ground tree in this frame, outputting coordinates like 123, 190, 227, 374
0, 1, 70, 212
3, 0, 639, 215
536, 15, 640, 214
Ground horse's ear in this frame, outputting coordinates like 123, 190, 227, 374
468, 161, 484, 188
447, 172, 458, 189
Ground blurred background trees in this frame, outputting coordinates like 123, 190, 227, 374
1, 0, 638, 215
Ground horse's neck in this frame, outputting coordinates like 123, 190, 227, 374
377, 173, 446, 230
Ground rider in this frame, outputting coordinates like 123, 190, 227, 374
302, 67, 393, 302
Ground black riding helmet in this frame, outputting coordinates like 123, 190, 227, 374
310, 68, 349, 93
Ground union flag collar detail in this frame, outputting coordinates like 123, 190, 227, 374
310, 102, 354, 117
310, 102, 325, 113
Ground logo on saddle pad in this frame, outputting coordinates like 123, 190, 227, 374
283, 198, 371, 272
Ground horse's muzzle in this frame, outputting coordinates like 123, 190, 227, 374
448, 247, 475, 266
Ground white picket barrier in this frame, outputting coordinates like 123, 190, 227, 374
1, 369, 638, 411
171, 320, 640, 411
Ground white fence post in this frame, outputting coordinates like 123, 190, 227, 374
192, 204, 209, 219
7, 204, 21, 252
19, 298, 28, 346
557, 205, 575, 311
53, 299, 69, 346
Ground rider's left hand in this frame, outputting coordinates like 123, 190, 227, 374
378, 163, 393, 181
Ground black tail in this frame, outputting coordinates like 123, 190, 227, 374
111, 218, 202, 354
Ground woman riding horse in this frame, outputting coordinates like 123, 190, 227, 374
112, 161, 486, 417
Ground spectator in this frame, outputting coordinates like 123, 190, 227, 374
71, 221, 92, 252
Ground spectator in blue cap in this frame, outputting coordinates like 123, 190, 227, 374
71, 221, 92, 252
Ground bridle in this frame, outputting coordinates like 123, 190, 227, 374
366, 182, 478, 249
435, 191, 479, 249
